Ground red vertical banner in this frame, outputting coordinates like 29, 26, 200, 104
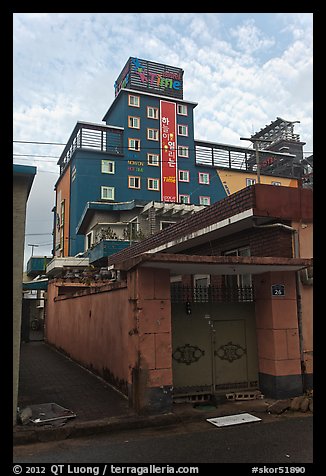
160, 100, 178, 202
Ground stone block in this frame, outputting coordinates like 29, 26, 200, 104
267, 399, 291, 414
290, 395, 305, 411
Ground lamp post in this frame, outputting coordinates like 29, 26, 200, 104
240, 137, 272, 184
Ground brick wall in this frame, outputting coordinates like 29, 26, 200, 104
108, 186, 255, 266
107, 184, 312, 267
182, 226, 293, 258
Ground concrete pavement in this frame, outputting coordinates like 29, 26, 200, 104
14, 341, 311, 446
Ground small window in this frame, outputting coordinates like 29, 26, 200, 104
199, 196, 210, 205
128, 176, 141, 189
246, 178, 256, 186
147, 128, 159, 141
198, 172, 210, 184
148, 178, 160, 191
101, 186, 115, 200
179, 170, 189, 182
160, 221, 176, 230
179, 194, 190, 204
86, 232, 93, 250
177, 104, 188, 116
128, 94, 140, 107
147, 153, 160, 166
128, 116, 140, 129
128, 138, 140, 151
101, 160, 115, 174
272, 181, 281, 186
178, 146, 189, 158
147, 106, 159, 119
177, 124, 188, 136
60, 200, 65, 226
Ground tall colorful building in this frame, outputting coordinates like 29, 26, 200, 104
53, 57, 306, 258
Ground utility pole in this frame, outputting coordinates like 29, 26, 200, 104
240, 137, 272, 184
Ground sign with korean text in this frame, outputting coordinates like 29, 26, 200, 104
160, 100, 178, 202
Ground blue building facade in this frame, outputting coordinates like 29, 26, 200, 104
54, 57, 227, 257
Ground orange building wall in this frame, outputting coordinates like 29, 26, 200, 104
55, 167, 71, 256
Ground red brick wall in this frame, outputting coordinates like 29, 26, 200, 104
182, 227, 293, 258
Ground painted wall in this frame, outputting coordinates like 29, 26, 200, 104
218, 169, 298, 196
254, 271, 303, 398
46, 281, 132, 394
46, 267, 173, 413
54, 165, 71, 256
292, 221, 313, 385
13, 168, 36, 425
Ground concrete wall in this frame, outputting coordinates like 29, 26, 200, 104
13, 172, 35, 425
127, 267, 172, 412
46, 281, 131, 394
46, 267, 173, 413
254, 271, 303, 398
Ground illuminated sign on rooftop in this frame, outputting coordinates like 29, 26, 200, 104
114, 57, 184, 99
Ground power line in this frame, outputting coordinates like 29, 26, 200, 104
25, 233, 53, 236
14, 140, 66, 145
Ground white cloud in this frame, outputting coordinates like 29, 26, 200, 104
230, 18, 275, 54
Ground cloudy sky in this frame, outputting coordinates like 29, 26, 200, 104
13, 12, 313, 269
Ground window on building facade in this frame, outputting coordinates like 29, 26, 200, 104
86, 231, 93, 250
147, 153, 160, 166
101, 186, 115, 200
128, 176, 141, 189
177, 124, 188, 136
128, 116, 140, 129
147, 106, 159, 119
179, 194, 190, 204
60, 200, 65, 226
193, 274, 210, 302
199, 196, 211, 206
179, 170, 190, 182
246, 178, 256, 186
160, 221, 176, 230
147, 178, 160, 191
128, 138, 140, 151
101, 160, 115, 174
177, 104, 188, 116
147, 128, 159, 141
198, 172, 210, 184
224, 246, 252, 290
178, 146, 189, 158
128, 94, 140, 107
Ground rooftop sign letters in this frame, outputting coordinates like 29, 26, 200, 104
114, 57, 184, 99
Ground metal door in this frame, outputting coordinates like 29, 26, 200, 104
213, 319, 256, 391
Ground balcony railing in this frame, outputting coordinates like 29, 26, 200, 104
171, 284, 255, 303
58, 122, 124, 174
194, 140, 300, 178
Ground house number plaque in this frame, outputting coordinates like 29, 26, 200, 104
271, 284, 285, 296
